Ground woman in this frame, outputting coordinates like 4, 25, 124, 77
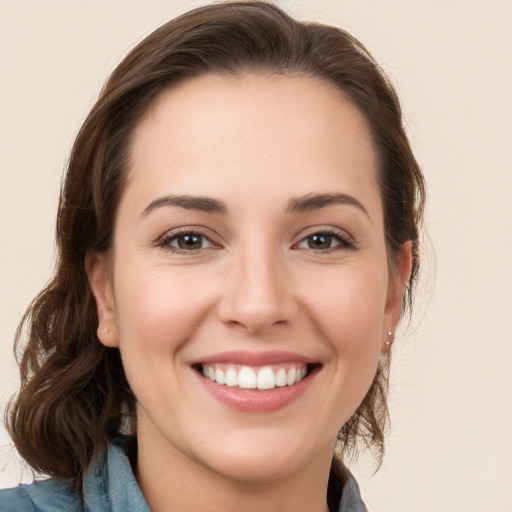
0, 2, 425, 511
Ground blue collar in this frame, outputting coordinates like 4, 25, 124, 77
83, 437, 150, 512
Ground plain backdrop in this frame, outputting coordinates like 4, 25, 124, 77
1, 1, 511, 511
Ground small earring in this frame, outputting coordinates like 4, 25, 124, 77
101, 327, 109, 334
385, 330, 395, 347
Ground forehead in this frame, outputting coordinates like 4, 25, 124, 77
125, 73, 381, 218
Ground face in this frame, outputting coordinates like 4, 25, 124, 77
88, 74, 409, 484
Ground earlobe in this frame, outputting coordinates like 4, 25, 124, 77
383, 241, 413, 351
85, 251, 119, 348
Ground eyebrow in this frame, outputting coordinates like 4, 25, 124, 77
141, 194, 227, 217
287, 193, 369, 217
141, 192, 369, 218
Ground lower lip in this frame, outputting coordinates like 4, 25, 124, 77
196, 370, 316, 412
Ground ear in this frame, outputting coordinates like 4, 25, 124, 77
85, 251, 119, 348
382, 241, 413, 351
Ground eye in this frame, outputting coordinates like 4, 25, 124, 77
158, 231, 216, 252
296, 229, 353, 251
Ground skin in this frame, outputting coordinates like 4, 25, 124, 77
87, 74, 411, 512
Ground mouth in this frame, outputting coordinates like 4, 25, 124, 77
190, 351, 321, 411
192, 362, 321, 391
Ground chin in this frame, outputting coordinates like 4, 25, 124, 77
208, 452, 303, 483
196, 429, 326, 484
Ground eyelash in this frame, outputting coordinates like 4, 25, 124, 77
157, 229, 219, 254
157, 227, 355, 254
295, 228, 355, 252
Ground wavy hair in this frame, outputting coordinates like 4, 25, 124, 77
6, 0, 425, 493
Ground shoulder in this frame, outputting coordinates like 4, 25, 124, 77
0, 479, 81, 512
0, 485, 35, 512
0, 437, 147, 512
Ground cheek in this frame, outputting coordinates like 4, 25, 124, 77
113, 264, 215, 354
306, 266, 388, 349
110, 264, 217, 417
303, 266, 387, 412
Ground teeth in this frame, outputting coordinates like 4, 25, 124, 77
201, 364, 309, 390
215, 368, 225, 385
275, 368, 287, 387
238, 367, 256, 389
225, 367, 238, 387
286, 367, 296, 385
296, 367, 307, 383
257, 367, 275, 389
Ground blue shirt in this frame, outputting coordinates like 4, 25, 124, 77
0, 439, 368, 511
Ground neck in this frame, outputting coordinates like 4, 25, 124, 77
135, 429, 333, 512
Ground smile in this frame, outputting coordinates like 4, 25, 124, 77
199, 363, 309, 390
192, 351, 320, 411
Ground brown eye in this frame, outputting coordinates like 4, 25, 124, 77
296, 230, 353, 251
307, 234, 333, 250
160, 232, 214, 252
177, 234, 204, 250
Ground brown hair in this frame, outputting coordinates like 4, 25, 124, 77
6, 0, 425, 493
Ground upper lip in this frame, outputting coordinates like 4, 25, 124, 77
192, 350, 317, 366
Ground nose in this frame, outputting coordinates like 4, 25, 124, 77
216, 245, 297, 336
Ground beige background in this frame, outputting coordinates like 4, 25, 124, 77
1, 1, 511, 510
